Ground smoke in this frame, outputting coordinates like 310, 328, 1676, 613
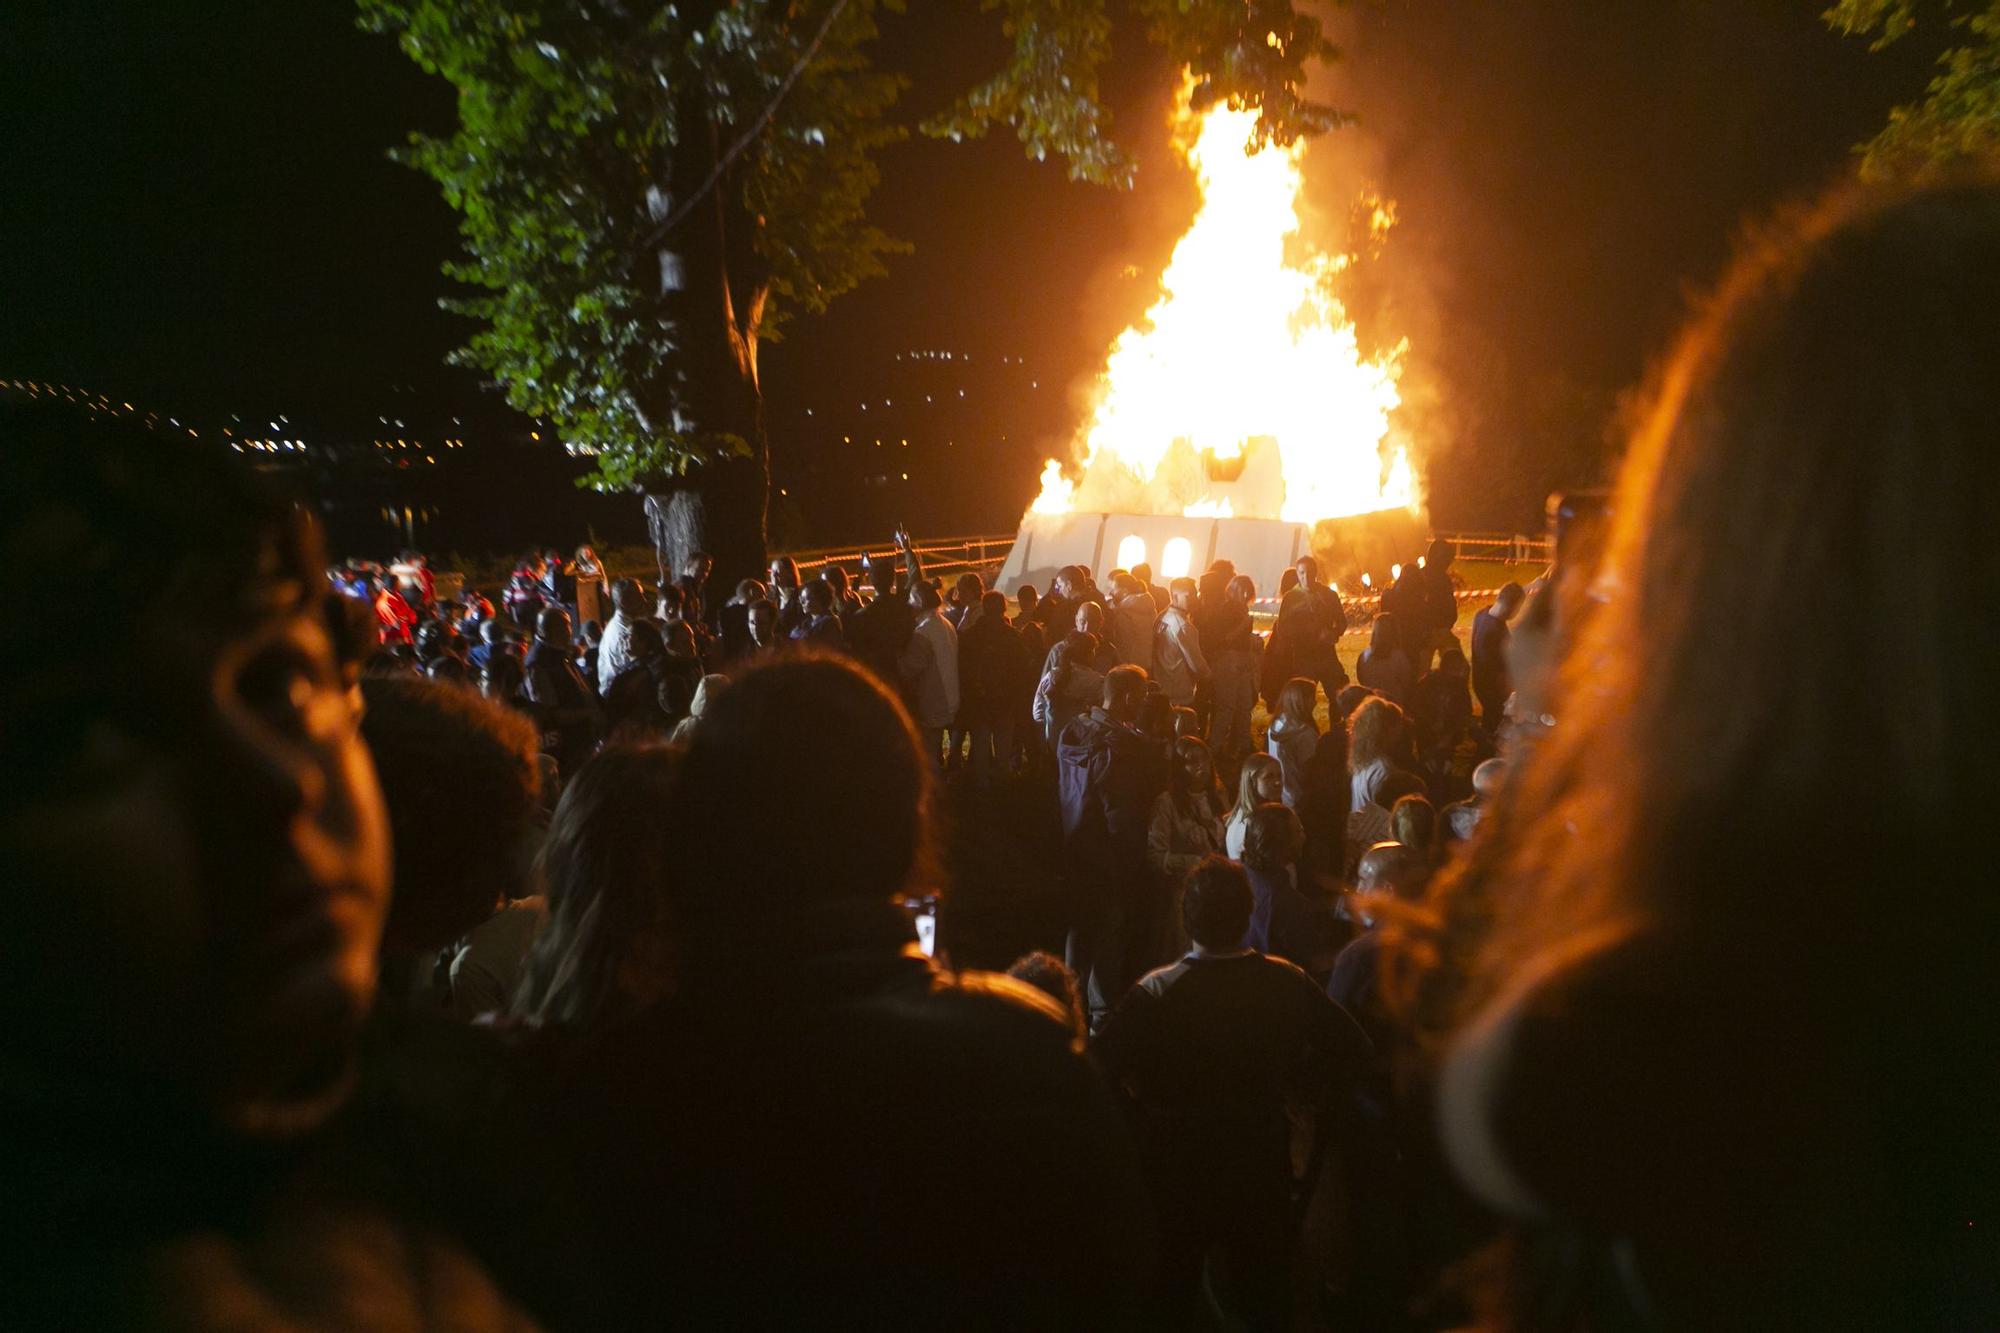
1286, 0, 1925, 529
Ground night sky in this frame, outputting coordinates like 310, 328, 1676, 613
1, 1, 1941, 539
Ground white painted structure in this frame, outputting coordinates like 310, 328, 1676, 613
995, 511, 1314, 597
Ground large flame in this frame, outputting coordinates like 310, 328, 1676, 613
1034, 84, 1416, 524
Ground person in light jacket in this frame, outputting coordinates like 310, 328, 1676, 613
1152, 577, 1210, 708
1265, 676, 1322, 812
1147, 736, 1227, 884
1109, 571, 1157, 672
898, 580, 960, 760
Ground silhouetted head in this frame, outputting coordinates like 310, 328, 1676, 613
1006, 951, 1085, 1039
513, 742, 680, 1028
610, 577, 647, 620
1348, 696, 1405, 769
361, 675, 541, 957
1242, 803, 1304, 874
481, 652, 524, 703
1182, 857, 1253, 952
1370, 612, 1403, 656
862, 550, 895, 594
1102, 664, 1148, 721
537, 605, 572, 646
669, 657, 935, 963
1355, 841, 1428, 899
1390, 793, 1439, 855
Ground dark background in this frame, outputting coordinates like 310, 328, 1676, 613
0, 1, 1938, 556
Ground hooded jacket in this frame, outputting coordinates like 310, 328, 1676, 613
1058, 709, 1167, 870
1266, 714, 1321, 811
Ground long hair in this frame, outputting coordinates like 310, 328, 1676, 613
511, 742, 680, 1028
1369, 611, 1402, 656
1347, 696, 1403, 770
1167, 735, 1225, 819
1275, 677, 1318, 730
667, 654, 940, 974
1230, 752, 1282, 820
1391, 177, 2000, 1321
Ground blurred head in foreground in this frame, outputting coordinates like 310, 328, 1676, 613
0, 402, 391, 1139
1432, 175, 2000, 1324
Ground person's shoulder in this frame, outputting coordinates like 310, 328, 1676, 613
939, 967, 1080, 1036
1134, 957, 1193, 999
1251, 951, 1332, 998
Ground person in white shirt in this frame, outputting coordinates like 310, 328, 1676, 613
597, 577, 651, 695
899, 580, 960, 760
1152, 577, 1210, 707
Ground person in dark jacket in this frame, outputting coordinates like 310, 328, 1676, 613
676, 550, 714, 628
502, 557, 545, 626
1411, 645, 1477, 792
823, 562, 864, 621
847, 534, 925, 688
716, 577, 766, 663
1413, 538, 1459, 666
1094, 857, 1374, 1329
1058, 664, 1169, 1020
1291, 555, 1349, 696
524, 606, 604, 776
766, 554, 805, 636
1240, 802, 1316, 969
1355, 611, 1416, 709
549, 656, 1153, 1329
1469, 581, 1524, 734
788, 578, 847, 650
958, 590, 1025, 784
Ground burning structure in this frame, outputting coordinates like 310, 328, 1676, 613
998, 85, 1425, 596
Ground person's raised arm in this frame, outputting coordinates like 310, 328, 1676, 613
895, 526, 925, 592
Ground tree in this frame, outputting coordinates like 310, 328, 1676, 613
360, 0, 1346, 585
1826, 0, 2000, 177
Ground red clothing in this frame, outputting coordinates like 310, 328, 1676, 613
375, 589, 418, 644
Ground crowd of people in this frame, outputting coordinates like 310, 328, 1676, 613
4, 175, 1998, 1330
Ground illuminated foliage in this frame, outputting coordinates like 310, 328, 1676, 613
1827, 0, 2000, 176
360, 0, 1347, 569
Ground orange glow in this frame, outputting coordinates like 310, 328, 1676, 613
1032, 82, 1417, 524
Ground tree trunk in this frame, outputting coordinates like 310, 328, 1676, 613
644, 454, 768, 595
644, 81, 773, 595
